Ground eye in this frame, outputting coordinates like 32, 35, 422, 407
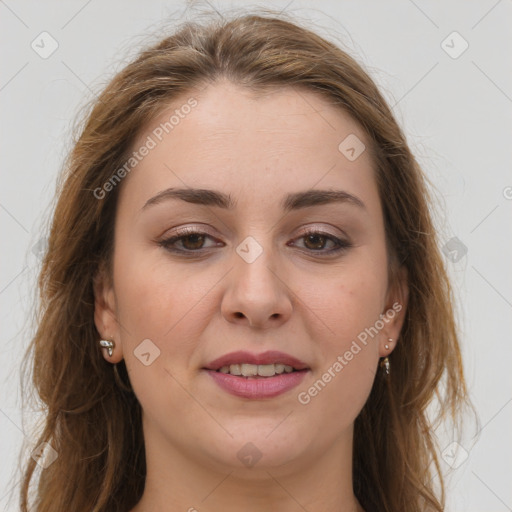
290, 230, 352, 255
159, 228, 222, 254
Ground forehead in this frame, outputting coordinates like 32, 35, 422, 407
118, 80, 379, 214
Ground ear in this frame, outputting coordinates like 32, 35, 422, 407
379, 264, 408, 357
93, 263, 123, 363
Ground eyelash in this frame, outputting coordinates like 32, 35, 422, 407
158, 227, 352, 257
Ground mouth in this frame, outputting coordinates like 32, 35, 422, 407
203, 350, 309, 373
202, 350, 310, 399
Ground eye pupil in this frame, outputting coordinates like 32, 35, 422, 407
182, 234, 205, 250
304, 234, 326, 250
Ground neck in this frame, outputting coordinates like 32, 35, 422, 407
130, 420, 364, 512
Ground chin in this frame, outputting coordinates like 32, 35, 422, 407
199, 422, 308, 472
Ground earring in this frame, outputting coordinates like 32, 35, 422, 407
385, 337, 393, 350
99, 339, 115, 357
380, 356, 390, 375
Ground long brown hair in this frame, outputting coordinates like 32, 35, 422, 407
20, 9, 472, 511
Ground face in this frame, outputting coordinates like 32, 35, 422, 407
95, 79, 407, 475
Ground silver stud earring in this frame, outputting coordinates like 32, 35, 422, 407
99, 339, 115, 357
380, 338, 394, 376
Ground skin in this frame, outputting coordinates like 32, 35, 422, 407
94, 79, 408, 512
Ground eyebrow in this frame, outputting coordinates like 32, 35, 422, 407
142, 187, 366, 212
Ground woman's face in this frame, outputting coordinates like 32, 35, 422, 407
95, 80, 407, 475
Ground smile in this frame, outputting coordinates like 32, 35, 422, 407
203, 350, 310, 399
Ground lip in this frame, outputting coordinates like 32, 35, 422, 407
205, 369, 309, 399
202, 350, 310, 400
204, 350, 309, 371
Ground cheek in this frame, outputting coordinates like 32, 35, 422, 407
112, 249, 213, 411
298, 352, 377, 433
111, 243, 228, 391
293, 257, 386, 417
296, 269, 385, 411
113, 241, 209, 338
297, 257, 388, 349
110, 239, 200, 370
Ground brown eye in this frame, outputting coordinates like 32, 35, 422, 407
290, 230, 352, 256
181, 233, 206, 250
303, 233, 329, 250
159, 229, 221, 254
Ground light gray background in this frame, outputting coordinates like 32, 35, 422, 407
1, 1, 511, 510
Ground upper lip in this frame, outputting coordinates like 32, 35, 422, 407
204, 350, 309, 371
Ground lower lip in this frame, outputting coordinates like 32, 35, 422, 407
205, 369, 308, 399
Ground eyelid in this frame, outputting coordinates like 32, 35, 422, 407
162, 224, 217, 239
294, 223, 347, 239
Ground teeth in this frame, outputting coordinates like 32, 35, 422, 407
229, 364, 241, 375
216, 363, 297, 377
240, 363, 258, 376
257, 364, 276, 377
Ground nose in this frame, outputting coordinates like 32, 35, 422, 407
221, 244, 293, 329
